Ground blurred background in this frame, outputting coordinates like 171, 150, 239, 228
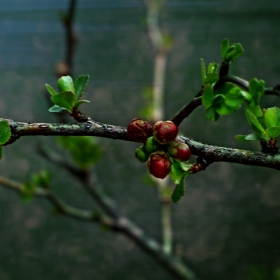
0, 0, 280, 279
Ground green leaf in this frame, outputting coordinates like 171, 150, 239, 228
245, 133, 268, 141
240, 90, 252, 102
57, 136, 101, 169
74, 75, 90, 100
249, 78, 265, 105
245, 109, 268, 137
248, 105, 263, 118
204, 73, 219, 85
169, 158, 187, 184
235, 135, 247, 142
266, 127, 280, 139
179, 161, 193, 172
31, 170, 52, 188
57, 76, 75, 93
200, 58, 206, 83
21, 182, 36, 203
212, 94, 225, 108
171, 173, 188, 204
202, 84, 214, 108
207, 62, 218, 74
224, 43, 244, 63
0, 120, 11, 145
51, 91, 75, 112
206, 106, 219, 121
216, 103, 236, 115
45, 84, 57, 96
264, 107, 280, 128
235, 134, 268, 142
75, 100, 91, 109
48, 105, 68, 113
221, 38, 230, 60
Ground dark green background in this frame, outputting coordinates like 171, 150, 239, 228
0, 0, 280, 279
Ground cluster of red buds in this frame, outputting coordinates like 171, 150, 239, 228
127, 119, 191, 179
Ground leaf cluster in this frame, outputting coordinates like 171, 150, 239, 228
46, 75, 90, 113
57, 136, 101, 170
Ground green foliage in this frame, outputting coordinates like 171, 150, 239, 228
31, 170, 52, 188
46, 75, 90, 114
135, 146, 150, 162
57, 136, 101, 169
200, 59, 219, 85
21, 182, 36, 203
221, 38, 244, 63
248, 78, 265, 106
0, 120, 11, 160
171, 173, 188, 204
169, 158, 192, 203
0, 120, 11, 145
236, 107, 280, 142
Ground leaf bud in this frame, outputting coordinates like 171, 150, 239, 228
147, 151, 171, 179
153, 121, 178, 145
127, 118, 153, 143
168, 141, 191, 162
135, 146, 150, 162
145, 136, 162, 153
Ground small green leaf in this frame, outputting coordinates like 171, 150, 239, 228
206, 106, 219, 121
204, 73, 219, 85
21, 182, 36, 203
51, 91, 75, 112
224, 43, 244, 63
221, 38, 230, 60
212, 94, 225, 108
171, 173, 188, 204
245, 133, 268, 141
202, 84, 214, 108
179, 161, 193, 172
0, 120, 11, 145
216, 103, 236, 115
169, 158, 187, 184
240, 90, 252, 102
57, 76, 75, 93
235, 134, 268, 142
48, 105, 68, 113
207, 62, 219, 74
45, 84, 57, 96
235, 135, 247, 142
248, 105, 263, 118
249, 78, 265, 105
75, 100, 91, 109
245, 109, 267, 136
264, 107, 279, 129
74, 75, 90, 100
266, 127, 280, 139
57, 136, 101, 169
200, 58, 206, 84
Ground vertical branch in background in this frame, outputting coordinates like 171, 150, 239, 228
56, 0, 77, 78
145, 0, 172, 255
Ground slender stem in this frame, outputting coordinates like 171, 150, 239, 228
0, 174, 199, 280
146, 0, 173, 256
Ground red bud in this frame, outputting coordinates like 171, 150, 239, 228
127, 118, 153, 142
147, 151, 171, 179
153, 121, 178, 145
168, 141, 191, 161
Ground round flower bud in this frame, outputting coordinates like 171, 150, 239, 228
145, 136, 162, 153
147, 151, 171, 179
153, 121, 178, 145
167, 141, 191, 162
127, 118, 153, 143
135, 146, 150, 162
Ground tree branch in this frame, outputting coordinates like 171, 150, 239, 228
0, 174, 199, 280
